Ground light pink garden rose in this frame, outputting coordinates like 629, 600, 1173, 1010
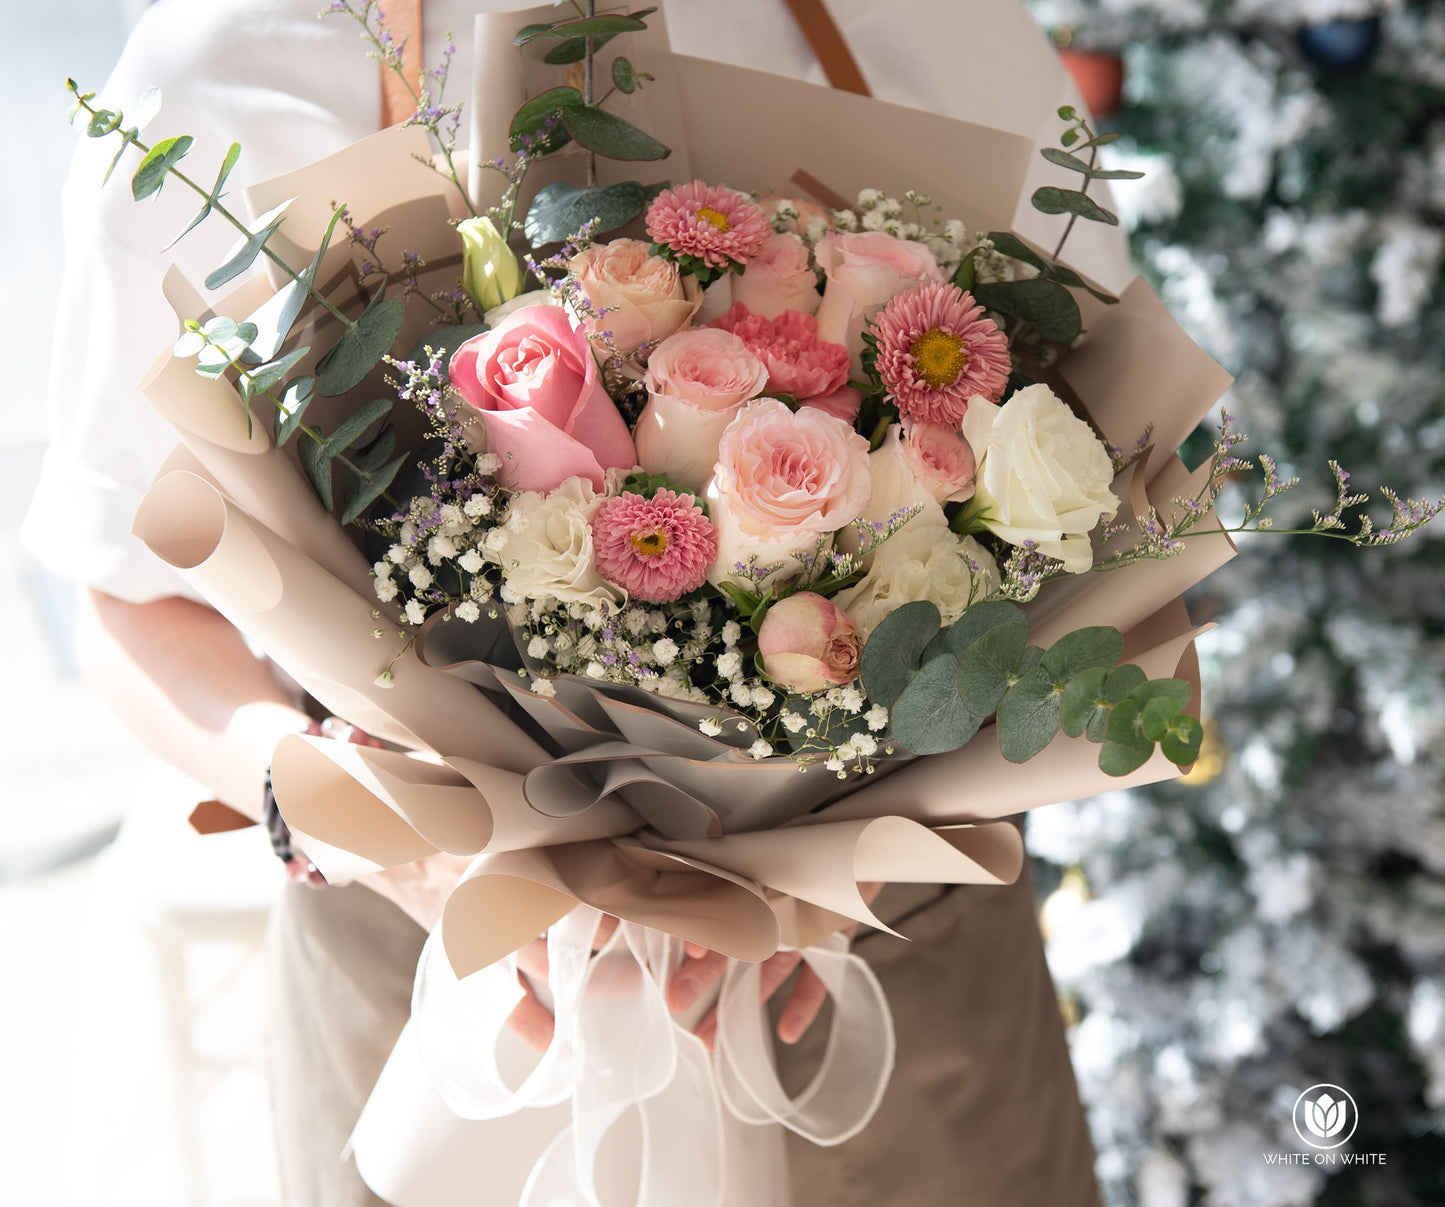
450, 306, 636, 494
710, 302, 861, 423
732, 233, 822, 319
814, 231, 945, 374
757, 592, 862, 692
633, 328, 770, 494
705, 397, 872, 586
568, 238, 700, 356
901, 422, 977, 504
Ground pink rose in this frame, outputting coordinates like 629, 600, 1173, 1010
710, 304, 852, 410
814, 231, 945, 373
757, 592, 862, 693
568, 238, 701, 356
450, 307, 636, 493
705, 398, 872, 586
633, 328, 770, 493
732, 233, 822, 319
901, 422, 977, 504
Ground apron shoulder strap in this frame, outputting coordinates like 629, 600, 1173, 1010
780, 0, 872, 95
379, 0, 426, 129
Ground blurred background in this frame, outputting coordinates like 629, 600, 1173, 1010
3, 1, 1442, 1205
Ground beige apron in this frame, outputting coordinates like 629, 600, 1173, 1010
265, 4, 1101, 1202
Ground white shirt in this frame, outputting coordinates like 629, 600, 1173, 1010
24, 0, 1073, 602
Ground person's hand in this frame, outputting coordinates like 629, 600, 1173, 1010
685, 882, 884, 1050
358, 849, 475, 932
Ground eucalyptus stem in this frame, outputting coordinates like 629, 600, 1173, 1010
1043, 122, 1100, 275
68, 84, 356, 330
583, 0, 598, 188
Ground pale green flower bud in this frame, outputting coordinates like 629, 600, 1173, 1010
459, 216, 523, 310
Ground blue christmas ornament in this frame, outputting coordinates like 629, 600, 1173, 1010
1297, 17, 1381, 71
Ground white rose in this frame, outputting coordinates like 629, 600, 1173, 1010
835, 528, 999, 639
490, 477, 620, 607
961, 383, 1118, 573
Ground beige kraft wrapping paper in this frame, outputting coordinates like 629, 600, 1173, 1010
129, 6, 1237, 1202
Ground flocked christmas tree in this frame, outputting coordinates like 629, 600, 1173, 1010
1019, 1, 1445, 1203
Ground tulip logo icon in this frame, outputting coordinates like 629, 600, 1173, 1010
1292, 1084, 1358, 1150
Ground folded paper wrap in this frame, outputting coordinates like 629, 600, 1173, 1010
129, 5, 1237, 1202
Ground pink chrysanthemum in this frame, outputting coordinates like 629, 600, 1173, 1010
872, 281, 1012, 428
591, 489, 718, 603
645, 181, 772, 270
710, 303, 851, 402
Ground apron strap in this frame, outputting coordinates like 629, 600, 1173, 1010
780, 0, 871, 96
379, 0, 426, 129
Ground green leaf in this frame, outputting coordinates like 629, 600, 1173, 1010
509, 86, 583, 154
1161, 714, 1203, 766
983, 231, 1047, 273
996, 666, 1063, 762
102, 137, 133, 186
1099, 700, 1153, 775
244, 346, 310, 397
1060, 128, 1079, 147
351, 424, 398, 473
951, 247, 978, 292
1030, 186, 1119, 226
1090, 664, 1147, 742
325, 398, 393, 455
212, 141, 242, 197
1058, 105, 1078, 121
536, 7, 656, 62
1039, 147, 1145, 181
524, 180, 648, 247
958, 622, 1038, 717
86, 109, 121, 138
1060, 667, 1106, 739
131, 134, 193, 201
1040, 626, 1124, 685
973, 279, 1083, 345
859, 600, 942, 711
561, 104, 669, 162
202, 316, 238, 341
275, 375, 316, 445
316, 295, 404, 396
891, 654, 984, 756
942, 600, 1028, 659
299, 436, 333, 509
611, 56, 638, 93
512, 21, 555, 44
1128, 678, 1192, 710
245, 205, 345, 362
518, 13, 648, 42
1140, 696, 1183, 743
204, 199, 291, 290
341, 453, 406, 524
163, 203, 213, 252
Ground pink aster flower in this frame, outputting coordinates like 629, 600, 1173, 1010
710, 302, 860, 421
871, 280, 1012, 429
646, 181, 772, 271
591, 489, 719, 603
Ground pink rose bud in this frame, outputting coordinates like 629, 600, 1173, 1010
757, 591, 863, 693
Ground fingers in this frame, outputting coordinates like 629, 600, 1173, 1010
757, 949, 804, 1003
505, 976, 555, 1053
777, 963, 829, 1045
669, 946, 729, 1014
694, 950, 814, 1051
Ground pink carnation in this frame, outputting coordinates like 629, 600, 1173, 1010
871, 281, 1012, 429
646, 181, 771, 270
591, 489, 718, 604
710, 302, 857, 417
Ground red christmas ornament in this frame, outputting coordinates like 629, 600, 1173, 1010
1060, 49, 1124, 120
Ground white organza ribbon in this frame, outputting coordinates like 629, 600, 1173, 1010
409, 907, 895, 1207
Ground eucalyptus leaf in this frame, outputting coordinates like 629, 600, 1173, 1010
1128, 677, 1192, 710
245, 346, 310, 397
275, 375, 316, 445
958, 623, 1038, 717
951, 247, 978, 292
524, 180, 647, 246
299, 435, 333, 510
891, 654, 983, 756
1031, 186, 1119, 226
859, 600, 941, 711
212, 141, 242, 196
244, 205, 345, 362
1140, 695, 1183, 743
86, 109, 120, 138
315, 295, 404, 396
612, 56, 638, 92
341, 452, 406, 524
132, 134, 193, 201
1039, 147, 1146, 181
1040, 626, 1124, 685
325, 398, 393, 455
509, 86, 582, 153
996, 666, 1063, 762
562, 104, 669, 161
944, 601, 1028, 659
1099, 699, 1153, 775
163, 203, 213, 252
519, 13, 648, 42
973, 279, 1083, 344
1060, 667, 1107, 739
204, 199, 291, 290
1161, 714, 1203, 766
351, 425, 398, 474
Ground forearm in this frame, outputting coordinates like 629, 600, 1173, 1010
76, 588, 310, 820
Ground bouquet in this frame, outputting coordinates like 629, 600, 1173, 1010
68, 2, 1442, 1203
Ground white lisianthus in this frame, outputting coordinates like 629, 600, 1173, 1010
961, 384, 1118, 573
835, 530, 999, 638
488, 476, 620, 607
